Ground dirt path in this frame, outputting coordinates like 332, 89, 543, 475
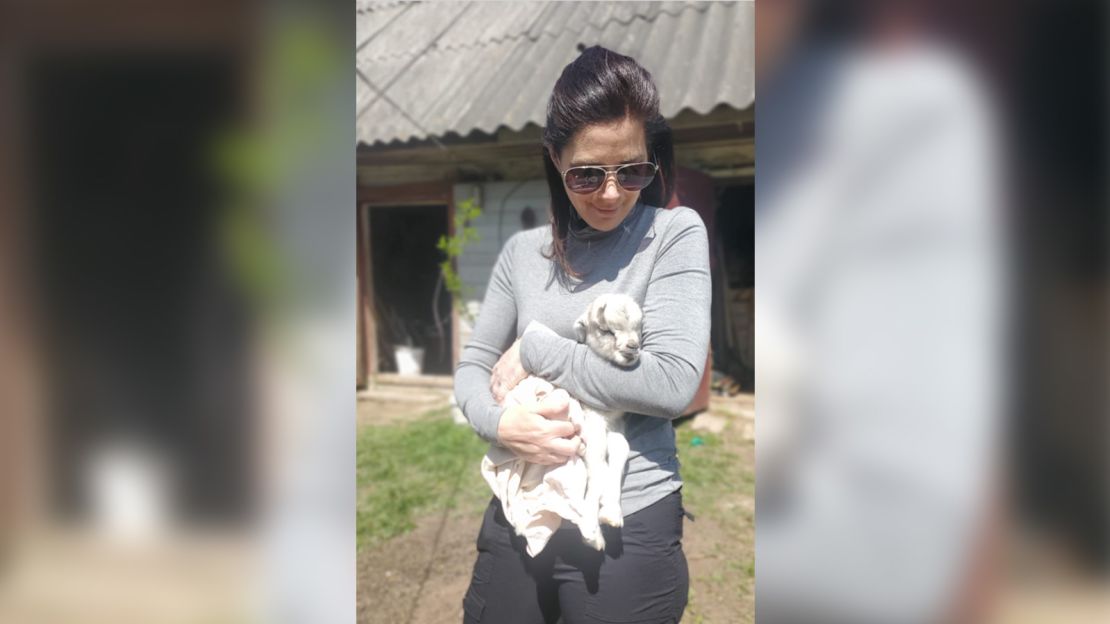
357, 505, 481, 624
684, 513, 755, 623
358, 395, 755, 623
356, 388, 453, 428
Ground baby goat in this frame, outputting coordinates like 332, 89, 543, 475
572, 293, 642, 543
481, 294, 643, 554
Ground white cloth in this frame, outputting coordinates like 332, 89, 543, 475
480, 377, 593, 557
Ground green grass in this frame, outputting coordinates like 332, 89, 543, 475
674, 426, 754, 523
356, 408, 490, 551
675, 421, 756, 622
358, 410, 755, 621
356, 408, 756, 553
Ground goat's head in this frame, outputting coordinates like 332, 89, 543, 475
574, 294, 643, 367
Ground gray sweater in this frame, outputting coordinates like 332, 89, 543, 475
454, 201, 711, 516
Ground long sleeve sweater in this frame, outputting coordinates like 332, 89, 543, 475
454, 201, 711, 516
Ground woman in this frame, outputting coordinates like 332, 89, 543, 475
454, 45, 711, 624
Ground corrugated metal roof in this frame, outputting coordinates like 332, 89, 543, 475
356, 1, 754, 147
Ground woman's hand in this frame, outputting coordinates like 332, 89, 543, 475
490, 338, 528, 403
497, 396, 581, 465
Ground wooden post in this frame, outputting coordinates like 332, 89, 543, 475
356, 202, 378, 386
0, 25, 46, 538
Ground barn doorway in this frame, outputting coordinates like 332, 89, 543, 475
367, 204, 454, 375
28, 55, 252, 524
713, 183, 754, 392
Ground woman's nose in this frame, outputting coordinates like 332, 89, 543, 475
599, 175, 622, 200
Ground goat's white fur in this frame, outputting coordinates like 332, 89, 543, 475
487, 294, 643, 553
569, 293, 642, 549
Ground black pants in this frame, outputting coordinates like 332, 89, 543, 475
462, 489, 688, 624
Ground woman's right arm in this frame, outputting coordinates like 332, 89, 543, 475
454, 237, 520, 444
454, 235, 581, 463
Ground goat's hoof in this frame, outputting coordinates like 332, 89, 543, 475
599, 506, 624, 528
580, 528, 605, 551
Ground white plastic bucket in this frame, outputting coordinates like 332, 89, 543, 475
394, 346, 425, 375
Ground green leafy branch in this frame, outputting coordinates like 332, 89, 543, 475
436, 197, 482, 321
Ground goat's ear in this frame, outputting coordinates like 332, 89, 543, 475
573, 314, 589, 343
592, 300, 608, 329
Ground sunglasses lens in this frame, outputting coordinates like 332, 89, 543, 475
563, 163, 657, 194
565, 168, 606, 193
617, 163, 656, 191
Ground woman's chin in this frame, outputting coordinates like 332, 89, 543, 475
584, 208, 627, 230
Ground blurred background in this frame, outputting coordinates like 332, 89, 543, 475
0, 0, 354, 622
756, 1, 1106, 623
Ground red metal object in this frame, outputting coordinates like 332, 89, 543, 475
665, 166, 715, 415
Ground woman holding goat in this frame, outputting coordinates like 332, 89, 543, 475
454, 45, 711, 624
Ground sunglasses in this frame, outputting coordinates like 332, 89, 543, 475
559, 161, 658, 194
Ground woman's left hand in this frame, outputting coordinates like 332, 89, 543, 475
490, 339, 528, 403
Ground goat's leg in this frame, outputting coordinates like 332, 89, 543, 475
577, 413, 608, 550
598, 429, 630, 527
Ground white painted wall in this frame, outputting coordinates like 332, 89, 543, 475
453, 180, 549, 302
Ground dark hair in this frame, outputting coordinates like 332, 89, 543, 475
541, 45, 674, 278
